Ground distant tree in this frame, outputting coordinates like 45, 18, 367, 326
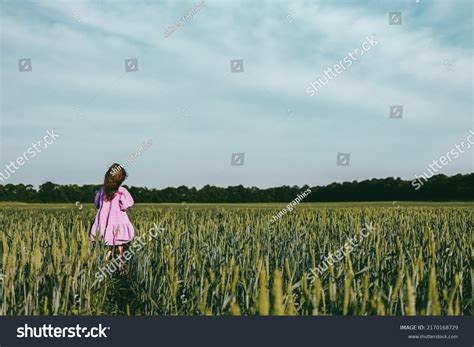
0, 173, 473, 203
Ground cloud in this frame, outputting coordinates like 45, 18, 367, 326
0, 0, 472, 187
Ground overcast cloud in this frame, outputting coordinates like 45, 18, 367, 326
0, 0, 472, 188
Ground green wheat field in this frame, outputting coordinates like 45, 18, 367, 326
0, 202, 472, 316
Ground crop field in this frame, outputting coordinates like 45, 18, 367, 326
0, 203, 472, 316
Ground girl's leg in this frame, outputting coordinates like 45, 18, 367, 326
117, 245, 124, 258
117, 245, 127, 275
105, 247, 113, 261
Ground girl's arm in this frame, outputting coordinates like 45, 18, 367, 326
119, 187, 134, 210
94, 189, 103, 209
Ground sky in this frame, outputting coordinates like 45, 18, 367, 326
0, 0, 473, 189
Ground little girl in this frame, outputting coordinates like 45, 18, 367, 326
90, 163, 135, 262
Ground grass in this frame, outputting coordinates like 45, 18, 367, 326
0, 202, 472, 315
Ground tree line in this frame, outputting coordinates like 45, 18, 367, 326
0, 173, 472, 203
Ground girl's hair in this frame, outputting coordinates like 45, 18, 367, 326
104, 163, 127, 201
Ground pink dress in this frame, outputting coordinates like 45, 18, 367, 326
90, 186, 135, 246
